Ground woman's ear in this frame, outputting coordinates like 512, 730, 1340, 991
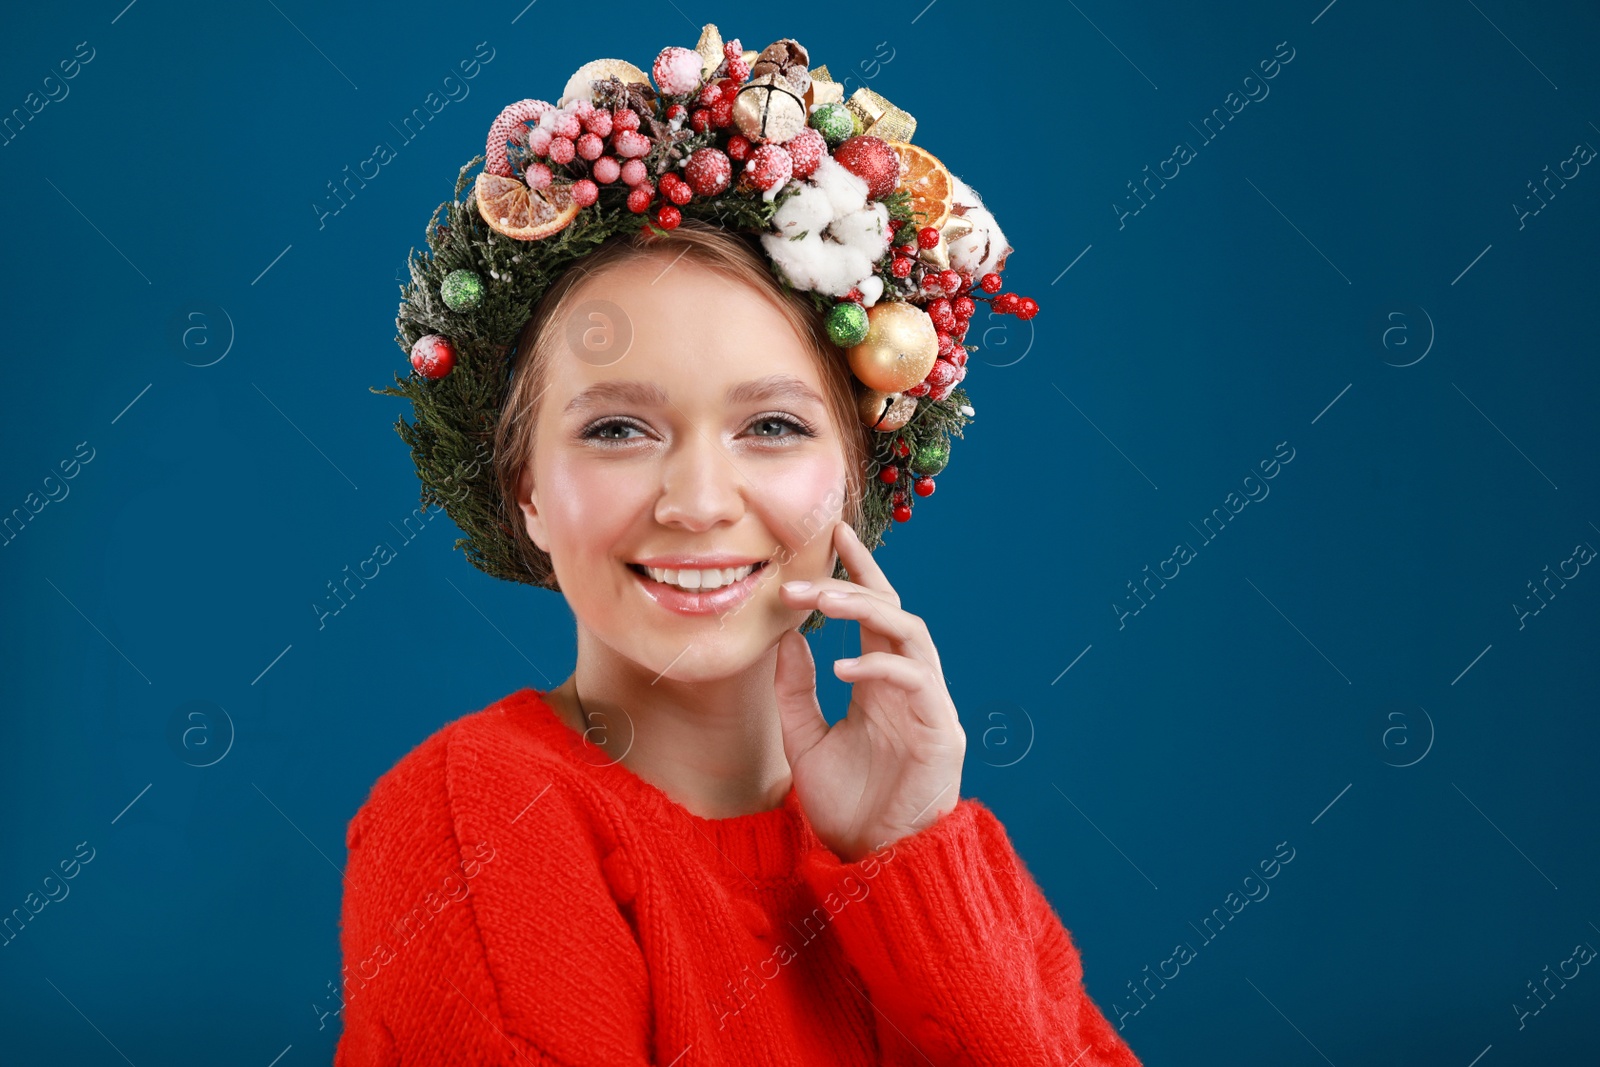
515, 464, 550, 553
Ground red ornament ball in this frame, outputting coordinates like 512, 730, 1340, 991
685, 147, 733, 195
409, 334, 455, 379
913, 476, 935, 497
744, 144, 793, 191
786, 127, 826, 179
832, 135, 902, 199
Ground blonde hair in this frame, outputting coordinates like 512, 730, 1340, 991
493, 217, 869, 589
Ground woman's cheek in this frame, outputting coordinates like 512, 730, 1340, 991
769, 453, 846, 565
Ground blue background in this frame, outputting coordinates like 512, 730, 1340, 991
3, 1, 1597, 1063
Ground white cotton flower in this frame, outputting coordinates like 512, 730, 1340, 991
946, 176, 1012, 278
760, 155, 892, 298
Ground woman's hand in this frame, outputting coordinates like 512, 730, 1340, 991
773, 520, 966, 863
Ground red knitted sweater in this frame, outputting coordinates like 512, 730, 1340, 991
334, 688, 1144, 1066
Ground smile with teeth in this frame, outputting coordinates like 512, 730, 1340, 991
630, 561, 767, 593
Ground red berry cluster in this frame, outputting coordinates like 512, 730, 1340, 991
873, 437, 936, 523
877, 230, 1040, 406
519, 99, 654, 212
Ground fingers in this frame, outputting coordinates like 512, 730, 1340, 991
832, 651, 957, 731
786, 585, 941, 674
773, 629, 829, 763
831, 521, 900, 606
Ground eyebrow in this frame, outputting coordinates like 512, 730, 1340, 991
561, 374, 826, 415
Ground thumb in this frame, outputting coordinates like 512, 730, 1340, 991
774, 628, 828, 767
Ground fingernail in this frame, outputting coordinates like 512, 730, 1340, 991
783, 581, 811, 593
836, 657, 858, 667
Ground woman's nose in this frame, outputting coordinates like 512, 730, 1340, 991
652, 428, 748, 530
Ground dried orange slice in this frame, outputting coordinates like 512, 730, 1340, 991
886, 141, 954, 231
473, 171, 580, 240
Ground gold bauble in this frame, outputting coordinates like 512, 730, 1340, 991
847, 302, 939, 394
857, 388, 918, 431
733, 73, 807, 144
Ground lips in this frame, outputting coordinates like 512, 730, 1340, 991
626, 559, 771, 616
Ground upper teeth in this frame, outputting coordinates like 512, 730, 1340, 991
644, 564, 757, 591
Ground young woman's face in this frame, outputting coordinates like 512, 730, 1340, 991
515, 252, 849, 682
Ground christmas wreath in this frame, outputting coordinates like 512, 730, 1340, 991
374, 24, 1037, 633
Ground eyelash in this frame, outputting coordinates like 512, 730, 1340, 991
581, 413, 817, 445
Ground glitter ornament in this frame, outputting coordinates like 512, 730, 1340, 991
440, 270, 485, 312
786, 126, 825, 178
652, 46, 704, 95
742, 144, 793, 192
910, 437, 950, 476
685, 147, 733, 195
809, 102, 854, 146
848, 301, 939, 393
826, 301, 869, 346
832, 135, 902, 200
409, 334, 456, 379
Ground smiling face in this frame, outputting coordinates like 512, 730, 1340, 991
511, 245, 858, 682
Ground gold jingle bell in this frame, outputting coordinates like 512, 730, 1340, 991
733, 73, 807, 144
847, 302, 939, 394
857, 388, 918, 432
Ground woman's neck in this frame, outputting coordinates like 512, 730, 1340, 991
545, 635, 795, 820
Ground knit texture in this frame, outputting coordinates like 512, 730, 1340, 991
334, 688, 1144, 1066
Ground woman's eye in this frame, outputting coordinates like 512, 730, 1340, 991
748, 415, 815, 439
584, 419, 645, 442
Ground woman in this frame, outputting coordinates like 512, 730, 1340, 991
340, 27, 1141, 1066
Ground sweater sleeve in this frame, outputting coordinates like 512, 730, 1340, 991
335, 725, 656, 1067
796, 797, 1144, 1067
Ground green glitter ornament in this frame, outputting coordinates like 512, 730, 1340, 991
826, 301, 869, 347
809, 103, 855, 147
440, 269, 485, 312
910, 437, 950, 477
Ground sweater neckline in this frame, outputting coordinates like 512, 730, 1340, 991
505, 687, 820, 883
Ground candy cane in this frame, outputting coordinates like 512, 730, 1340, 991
485, 99, 553, 177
